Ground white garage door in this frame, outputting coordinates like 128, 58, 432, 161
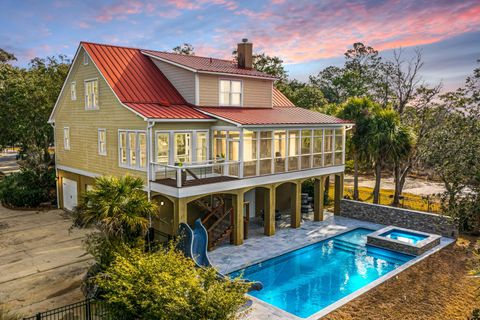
62, 178, 78, 211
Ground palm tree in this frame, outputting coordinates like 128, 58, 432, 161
338, 97, 379, 200
74, 175, 158, 242
367, 108, 411, 204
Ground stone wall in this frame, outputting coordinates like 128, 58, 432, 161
339, 199, 458, 238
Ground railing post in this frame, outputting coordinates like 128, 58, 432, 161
86, 299, 92, 320
176, 168, 182, 188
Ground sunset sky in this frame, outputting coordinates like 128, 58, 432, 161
1, 0, 479, 91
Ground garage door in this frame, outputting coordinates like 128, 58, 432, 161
62, 178, 78, 211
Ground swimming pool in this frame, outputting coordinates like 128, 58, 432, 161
380, 229, 428, 245
230, 228, 414, 318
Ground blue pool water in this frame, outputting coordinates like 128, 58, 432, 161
380, 229, 428, 245
230, 228, 414, 318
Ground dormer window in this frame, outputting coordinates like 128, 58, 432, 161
219, 79, 242, 106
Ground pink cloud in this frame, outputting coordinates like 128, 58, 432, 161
210, 0, 480, 64
96, 0, 144, 22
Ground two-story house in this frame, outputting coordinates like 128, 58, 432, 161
49, 40, 351, 249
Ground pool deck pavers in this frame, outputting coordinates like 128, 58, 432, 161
208, 211, 455, 320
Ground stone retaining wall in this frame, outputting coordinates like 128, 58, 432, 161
339, 199, 458, 238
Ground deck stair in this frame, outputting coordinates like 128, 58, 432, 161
195, 196, 234, 251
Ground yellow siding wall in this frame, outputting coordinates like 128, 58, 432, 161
198, 74, 273, 108
53, 47, 147, 181
151, 59, 196, 104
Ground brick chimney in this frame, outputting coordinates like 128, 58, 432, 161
237, 38, 252, 69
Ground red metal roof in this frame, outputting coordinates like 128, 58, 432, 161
142, 50, 278, 80
272, 88, 295, 107
124, 103, 210, 119
81, 42, 209, 120
197, 107, 350, 126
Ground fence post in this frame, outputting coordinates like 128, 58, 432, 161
85, 299, 91, 320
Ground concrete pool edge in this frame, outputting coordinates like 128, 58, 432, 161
239, 232, 454, 320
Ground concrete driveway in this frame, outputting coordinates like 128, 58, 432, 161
0, 205, 92, 316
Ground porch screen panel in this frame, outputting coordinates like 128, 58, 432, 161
243, 131, 258, 177
301, 130, 312, 169
288, 130, 300, 171
228, 131, 240, 177
274, 130, 286, 173
334, 128, 344, 165
313, 129, 323, 168
324, 129, 334, 166
259, 131, 272, 175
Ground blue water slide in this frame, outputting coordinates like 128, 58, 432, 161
178, 219, 263, 292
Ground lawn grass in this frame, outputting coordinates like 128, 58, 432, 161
324, 236, 480, 320
328, 185, 442, 213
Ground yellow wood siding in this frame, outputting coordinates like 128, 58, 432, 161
54, 47, 147, 181
151, 59, 196, 104
198, 74, 273, 107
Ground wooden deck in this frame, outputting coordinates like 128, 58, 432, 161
154, 176, 238, 188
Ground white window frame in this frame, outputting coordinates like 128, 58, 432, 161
155, 131, 170, 164
98, 128, 107, 156
84, 78, 99, 110
219, 79, 243, 107
63, 127, 70, 150
83, 52, 89, 65
70, 81, 76, 101
118, 129, 147, 171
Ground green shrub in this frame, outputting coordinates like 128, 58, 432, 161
0, 167, 55, 208
95, 245, 250, 320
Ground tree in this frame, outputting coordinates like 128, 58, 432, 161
277, 79, 328, 110
172, 43, 195, 55
73, 175, 158, 242
0, 53, 69, 162
95, 245, 250, 320
337, 97, 379, 200
0, 48, 16, 63
366, 108, 412, 204
232, 50, 288, 83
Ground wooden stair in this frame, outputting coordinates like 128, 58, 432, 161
195, 196, 234, 251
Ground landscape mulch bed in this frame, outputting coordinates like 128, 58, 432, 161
325, 237, 480, 320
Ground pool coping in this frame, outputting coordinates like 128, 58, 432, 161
236, 227, 455, 320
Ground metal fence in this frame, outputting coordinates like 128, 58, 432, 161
340, 186, 442, 214
23, 299, 123, 320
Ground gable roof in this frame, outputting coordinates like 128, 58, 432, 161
197, 106, 350, 126
74, 42, 211, 120
142, 50, 278, 80
272, 88, 295, 107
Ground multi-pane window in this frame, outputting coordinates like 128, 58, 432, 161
119, 130, 147, 170
98, 129, 107, 155
71, 82, 76, 100
156, 132, 169, 164
219, 80, 242, 106
213, 131, 227, 160
63, 127, 70, 150
84, 79, 99, 110
334, 128, 344, 165
174, 133, 191, 164
196, 132, 208, 163
324, 129, 334, 166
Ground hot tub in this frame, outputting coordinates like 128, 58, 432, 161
367, 226, 441, 256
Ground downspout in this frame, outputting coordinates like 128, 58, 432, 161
50, 123, 60, 209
